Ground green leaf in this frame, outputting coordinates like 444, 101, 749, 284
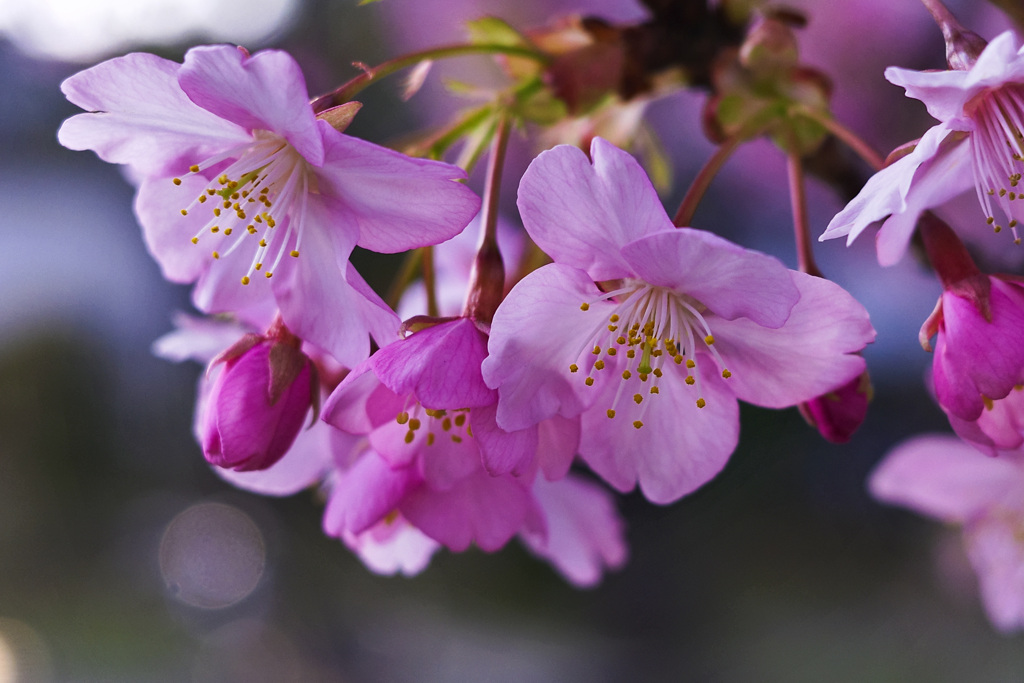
466, 17, 528, 47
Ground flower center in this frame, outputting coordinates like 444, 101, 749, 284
571, 281, 731, 427
395, 406, 473, 446
969, 84, 1024, 244
174, 131, 313, 284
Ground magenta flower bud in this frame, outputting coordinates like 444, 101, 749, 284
201, 333, 317, 472
799, 370, 872, 444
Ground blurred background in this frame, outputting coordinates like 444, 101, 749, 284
1, 0, 1023, 680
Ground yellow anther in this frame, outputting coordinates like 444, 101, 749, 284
191, 237, 199, 244
650, 386, 659, 394
722, 369, 732, 379
210, 226, 219, 233
189, 164, 200, 173
426, 433, 435, 446
569, 364, 579, 373
409, 418, 421, 430
996, 225, 1003, 233
633, 393, 643, 404
255, 263, 262, 270
653, 368, 663, 378
983, 395, 994, 411
585, 377, 595, 386
606, 409, 616, 419
173, 178, 182, 186
290, 250, 300, 257
609, 314, 619, 322
265, 272, 273, 278
241, 276, 250, 285
621, 370, 632, 380
223, 228, 232, 236
704, 334, 715, 345
686, 359, 696, 369
198, 195, 207, 204
396, 412, 409, 424
633, 420, 643, 429
247, 226, 257, 234
607, 324, 618, 332
404, 431, 414, 444
254, 215, 262, 223
617, 336, 627, 345
674, 355, 683, 364
212, 251, 220, 259
451, 435, 463, 443
607, 348, 617, 356
639, 373, 649, 382
454, 414, 467, 427
580, 302, 590, 311
218, 174, 228, 185
259, 239, 267, 247
213, 208, 221, 217
595, 360, 605, 370
685, 376, 695, 385
180, 209, 188, 216
592, 345, 602, 355
442, 417, 452, 431
696, 398, 706, 409
626, 349, 636, 359
207, 189, 216, 195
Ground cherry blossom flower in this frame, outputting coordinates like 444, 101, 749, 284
870, 434, 1024, 632
820, 31, 1024, 265
58, 44, 480, 365
483, 138, 875, 503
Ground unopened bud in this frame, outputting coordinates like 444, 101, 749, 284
202, 332, 317, 472
799, 370, 872, 443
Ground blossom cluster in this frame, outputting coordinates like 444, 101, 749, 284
55, 0, 1024, 629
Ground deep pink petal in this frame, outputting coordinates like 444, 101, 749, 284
415, 432, 480, 491
370, 318, 494, 409
401, 470, 532, 552
579, 363, 739, 504
178, 45, 324, 165
317, 131, 480, 253
483, 264, 602, 431
322, 361, 404, 435
58, 52, 248, 176
517, 138, 674, 280
520, 474, 628, 587
710, 272, 875, 408
322, 451, 422, 536
946, 387, 1024, 455
216, 421, 342, 496
620, 229, 798, 327
869, 434, 1021, 522
472, 403, 540, 476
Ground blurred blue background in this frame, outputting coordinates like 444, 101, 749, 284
1, 0, 1022, 680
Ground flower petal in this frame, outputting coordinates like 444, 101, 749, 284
517, 138, 674, 280
869, 434, 1021, 523
472, 403, 540, 477
317, 131, 480, 253
322, 450, 422, 536
483, 264, 601, 431
620, 229, 799, 327
579, 362, 739, 504
710, 271, 874, 408
520, 474, 628, 587
178, 45, 324, 165
58, 52, 248, 176
216, 421, 342, 496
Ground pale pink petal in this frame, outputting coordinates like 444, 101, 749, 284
483, 264, 601, 431
415, 434, 480, 491
885, 66, 971, 125
579, 363, 739, 504
965, 516, 1024, 632
151, 313, 248, 364
316, 131, 480, 253
344, 518, 440, 577
401, 470, 532, 552
521, 474, 628, 587
370, 318, 494, 409
869, 434, 1021, 522
178, 45, 324, 165
962, 31, 1024, 99
58, 52, 248, 176
517, 138, 674, 280
133, 174, 216, 283
711, 272, 874, 408
620, 229, 798, 327
322, 362, 405, 435
322, 451, 422, 536
946, 388, 1024, 455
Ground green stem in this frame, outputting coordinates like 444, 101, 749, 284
311, 43, 550, 112
803, 110, 886, 171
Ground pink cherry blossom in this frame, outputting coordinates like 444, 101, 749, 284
821, 31, 1024, 265
58, 45, 480, 365
483, 138, 875, 503
798, 369, 873, 444
870, 434, 1024, 632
